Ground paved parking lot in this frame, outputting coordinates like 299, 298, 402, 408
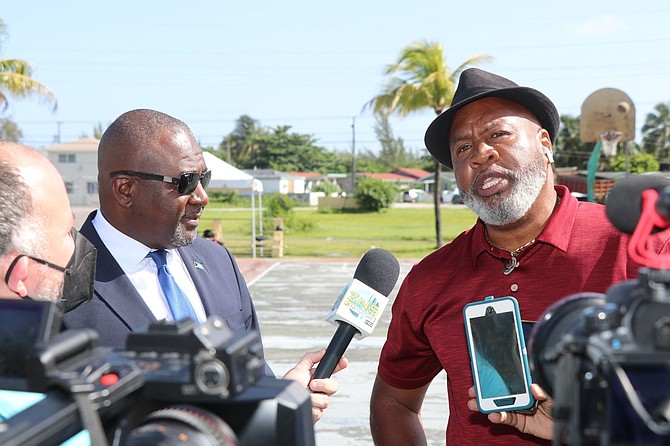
239, 258, 449, 446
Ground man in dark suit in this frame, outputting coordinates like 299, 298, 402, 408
70, 213, 256, 352
63, 109, 346, 423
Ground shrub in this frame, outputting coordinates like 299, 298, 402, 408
286, 214, 316, 232
312, 180, 341, 195
609, 152, 660, 173
354, 177, 398, 212
262, 194, 316, 233
262, 213, 316, 233
207, 190, 240, 204
265, 193, 296, 218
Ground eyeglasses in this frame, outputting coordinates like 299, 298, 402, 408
4, 254, 70, 285
110, 170, 212, 195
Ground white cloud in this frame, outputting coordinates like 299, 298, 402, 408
571, 14, 631, 36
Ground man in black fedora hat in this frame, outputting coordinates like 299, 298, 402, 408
370, 68, 670, 445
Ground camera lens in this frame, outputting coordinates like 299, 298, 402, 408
529, 292, 606, 397
125, 405, 239, 446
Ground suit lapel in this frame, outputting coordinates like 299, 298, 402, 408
178, 243, 217, 316
80, 212, 158, 330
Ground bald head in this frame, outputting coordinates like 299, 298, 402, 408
96, 109, 209, 249
0, 144, 35, 257
0, 142, 75, 300
0, 143, 72, 253
98, 109, 194, 173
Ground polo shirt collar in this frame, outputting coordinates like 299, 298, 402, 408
539, 185, 575, 252
472, 185, 576, 267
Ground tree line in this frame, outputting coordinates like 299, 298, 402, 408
211, 114, 434, 174
208, 100, 670, 177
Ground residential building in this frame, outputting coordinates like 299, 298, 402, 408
242, 169, 306, 194
416, 171, 457, 194
392, 167, 431, 181
358, 172, 422, 190
45, 137, 100, 206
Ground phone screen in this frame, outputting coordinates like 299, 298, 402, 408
464, 297, 534, 412
470, 308, 525, 398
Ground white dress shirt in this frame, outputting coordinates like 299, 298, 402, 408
92, 210, 206, 323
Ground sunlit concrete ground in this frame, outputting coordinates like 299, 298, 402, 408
241, 258, 449, 446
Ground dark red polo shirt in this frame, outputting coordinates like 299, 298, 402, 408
378, 185, 670, 445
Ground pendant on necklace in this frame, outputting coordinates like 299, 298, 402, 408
503, 256, 519, 275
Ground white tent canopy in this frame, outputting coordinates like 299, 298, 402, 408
203, 152, 264, 258
203, 151, 263, 192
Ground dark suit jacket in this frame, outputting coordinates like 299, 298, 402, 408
64, 211, 273, 375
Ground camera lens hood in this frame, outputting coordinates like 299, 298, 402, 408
528, 292, 607, 397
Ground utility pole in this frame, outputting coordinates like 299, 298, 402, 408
54, 121, 63, 144
351, 116, 356, 193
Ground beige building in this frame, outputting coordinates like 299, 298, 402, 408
45, 137, 100, 206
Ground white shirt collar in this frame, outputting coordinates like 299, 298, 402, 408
92, 210, 157, 274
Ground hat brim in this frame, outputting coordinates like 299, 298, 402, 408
424, 86, 559, 169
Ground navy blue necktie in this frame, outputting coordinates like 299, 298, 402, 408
147, 250, 198, 322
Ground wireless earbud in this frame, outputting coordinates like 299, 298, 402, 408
545, 147, 554, 163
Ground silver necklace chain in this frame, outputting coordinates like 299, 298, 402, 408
484, 228, 536, 275
482, 194, 560, 275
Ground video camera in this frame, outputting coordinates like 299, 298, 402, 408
529, 175, 670, 445
0, 305, 315, 446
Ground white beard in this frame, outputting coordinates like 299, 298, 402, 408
462, 148, 548, 227
172, 223, 197, 247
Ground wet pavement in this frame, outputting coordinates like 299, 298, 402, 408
239, 258, 449, 446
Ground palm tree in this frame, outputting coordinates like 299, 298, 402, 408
366, 40, 490, 247
641, 102, 670, 163
0, 19, 57, 113
219, 114, 266, 166
0, 116, 22, 141
556, 115, 592, 169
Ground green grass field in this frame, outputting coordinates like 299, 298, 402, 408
200, 205, 478, 260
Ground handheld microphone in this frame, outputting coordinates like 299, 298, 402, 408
605, 174, 670, 234
312, 248, 400, 380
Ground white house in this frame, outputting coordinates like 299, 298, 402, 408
241, 169, 306, 194
45, 137, 100, 206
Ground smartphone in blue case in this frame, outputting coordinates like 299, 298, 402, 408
463, 295, 535, 413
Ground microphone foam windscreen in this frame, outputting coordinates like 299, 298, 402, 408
353, 248, 400, 297
605, 174, 670, 234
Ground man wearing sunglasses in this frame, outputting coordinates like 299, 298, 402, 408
63, 109, 346, 423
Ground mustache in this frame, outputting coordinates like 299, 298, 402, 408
468, 167, 515, 196
183, 205, 205, 218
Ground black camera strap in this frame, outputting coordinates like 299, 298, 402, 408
73, 392, 109, 446
552, 353, 577, 446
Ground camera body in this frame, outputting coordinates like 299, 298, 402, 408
0, 313, 315, 446
530, 268, 670, 445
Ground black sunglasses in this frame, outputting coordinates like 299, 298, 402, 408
111, 170, 212, 195
4, 254, 70, 285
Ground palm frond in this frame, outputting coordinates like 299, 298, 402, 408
367, 41, 492, 119
0, 58, 57, 112
0, 59, 34, 76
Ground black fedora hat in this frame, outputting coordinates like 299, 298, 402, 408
424, 68, 559, 168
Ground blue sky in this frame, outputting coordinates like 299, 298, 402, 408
2, 1, 669, 157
